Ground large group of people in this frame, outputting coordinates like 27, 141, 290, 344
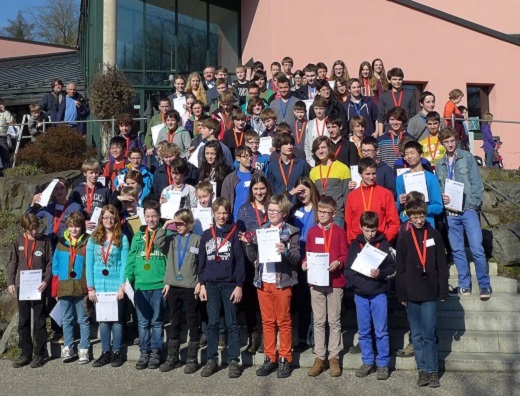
6, 57, 495, 389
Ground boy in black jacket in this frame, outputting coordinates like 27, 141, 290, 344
396, 199, 449, 388
198, 197, 245, 378
346, 211, 395, 381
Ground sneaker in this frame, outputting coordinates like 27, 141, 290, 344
148, 349, 161, 369
62, 346, 77, 363
92, 351, 112, 367
293, 341, 310, 353
78, 348, 90, 364
199, 334, 208, 347
428, 372, 440, 388
30, 355, 45, 368
12, 355, 31, 368
111, 351, 124, 367
449, 287, 471, 296
396, 343, 414, 358
136, 351, 150, 370
218, 335, 226, 350
479, 287, 492, 301
201, 360, 218, 377
256, 356, 278, 376
228, 360, 241, 378
355, 363, 375, 378
376, 366, 389, 380
277, 357, 291, 378
349, 343, 361, 354
417, 370, 429, 386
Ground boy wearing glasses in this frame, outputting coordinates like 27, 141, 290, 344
113, 148, 153, 198
302, 196, 348, 377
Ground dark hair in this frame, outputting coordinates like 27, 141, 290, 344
248, 173, 272, 204
212, 197, 231, 214
419, 91, 435, 105
386, 107, 407, 124
292, 176, 320, 223
312, 136, 335, 163
235, 145, 253, 158
51, 78, 63, 88
294, 100, 307, 112
117, 113, 134, 127
358, 157, 377, 173
277, 75, 290, 86
253, 61, 264, 71
318, 195, 337, 211
246, 97, 265, 114
165, 109, 181, 122
316, 62, 328, 71
143, 199, 161, 216
387, 67, 404, 79
360, 211, 379, 228
273, 132, 295, 150
170, 157, 189, 176
199, 140, 229, 184
361, 136, 378, 149
303, 63, 317, 74
404, 140, 423, 155
405, 198, 427, 216
350, 115, 367, 130
125, 170, 143, 185
110, 136, 127, 150
202, 118, 220, 135
326, 115, 342, 128
425, 111, 441, 123
313, 96, 328, 108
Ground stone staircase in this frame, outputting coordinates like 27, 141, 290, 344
48, 262, 520, 372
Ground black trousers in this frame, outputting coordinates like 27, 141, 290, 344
167, 286, 200, 342
18, 297, 47, 357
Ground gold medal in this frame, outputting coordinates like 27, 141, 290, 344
144, 263, 151, 271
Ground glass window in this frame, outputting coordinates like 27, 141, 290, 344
467, 85, 492, 133
209, 4, 239, 71
117, 0, 144, 70
403, 83, 426, 114
178, 1, 208, 73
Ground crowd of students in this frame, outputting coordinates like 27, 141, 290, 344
6, 57, 493, 389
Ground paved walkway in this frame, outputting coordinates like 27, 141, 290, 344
1, 358, 519, 396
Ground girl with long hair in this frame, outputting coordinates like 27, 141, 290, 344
198, 140, 233, 197
185, 72, 207, 105
329, 60, 350, 83
333, 77, 349, 103
251, 70, 275, 102
371, 58, 389, 94
358, 61, 379, 103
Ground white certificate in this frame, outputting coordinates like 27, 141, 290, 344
188, 142, 205, 168
151, 123, 166, 147
96, 292, 119, 322
445, 179, 464, 212
403, 171, 429, 202
97, 176, 106, 187
351, 243, 388, 277
192, 207, 213, 236
125, 279, 135, 306
396, 168, 409, 177
350, 165, 362, 187
303, 99, 314, 118
256, 228, 281, 263
172, 96, 187, 118
50, 300, 63, 327
19, 270, 42, 300
306, 252, 330, 286
137, 207, 147, 225
161, 190, 182, 219
87, 206, 103, 234
38, 179, 59, 207
258, 137, 273, 155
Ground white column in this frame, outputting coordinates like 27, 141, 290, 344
103, 0, 117, 69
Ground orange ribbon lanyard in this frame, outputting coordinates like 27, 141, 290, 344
233, 129, 244, 147
123, 136, 131, 157
278, 158, 294, 190
211, 224, 237, 253
352, 136, 362, 157
144, 229, 157, 261
315, 118, 327, 137
166, 164, 173, 185
53, 204, 68, 235
319, 161, 334, 194
167, 130, 176, 143
295, 121, 306, 145
364, 78, 371, 96
333, 140, 343, 158
85, 185, 95, 214
361, 185, 374, 211
24, 235, 36, 269
391, 90, 403, 107
428, 136, 439, 161
69, 241, 77, 272
321, 225, 333, 253
253, 201, 266, 227
101, 238, 114, 265
411, 227, 428, 272
391, 132, 403, 157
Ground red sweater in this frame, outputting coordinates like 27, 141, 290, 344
345, 184, 400, 245
304, 223, 348, 288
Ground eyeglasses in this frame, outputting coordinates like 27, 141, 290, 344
267, 209, 282, 214
240, 154, 252, 159
317, 210, 334, 215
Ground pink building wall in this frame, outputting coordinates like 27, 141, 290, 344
0, 38, 74, 59
241, 0, 520, 169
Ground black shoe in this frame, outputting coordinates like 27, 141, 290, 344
256, 357, 278, 376
135, 351, 149, 370
111, 351, 124, 367
160, 340, 181, 372
417, 370, 429, 386
93, 351, 112, 367
246, 332, 261, 354
293, 341, 310, 353
428, 372, 440, 388
228, 360, 241, 378
12, 355, 31, 368
201, 360, 218, 377
30, 355, 45, 368
199, 334, 207, 347
349, 343, 361, 354
184, 341, 200, 374
277, 357, 291, 378
148, 349, 162, 369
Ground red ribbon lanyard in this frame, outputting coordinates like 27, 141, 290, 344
101, 238, 114, 265
123, 136, 131, 158
315, 118, 327, 137
321, 225, 333, 253
166, 165, 173, 186
167, 130, 176, 143
391, 132, 404, 157
391, 90, 403, 107
333, 140, 343, 158
319, 161, 334, 194
85, 184, 96, 214
53, 203, 68, 235
253, 201, 267, 228
278, 158, 294, 191
233, 129, 244, 147
361, 185, 374, 211
294, 121, 306, 145
411, 227, 428, 272
24, 235, 36, 269
211, 224, 237, 255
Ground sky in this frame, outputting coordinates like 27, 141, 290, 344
0, 0, 43, 28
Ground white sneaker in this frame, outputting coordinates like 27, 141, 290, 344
78, 348, 90, 364
62, 346, 77, 363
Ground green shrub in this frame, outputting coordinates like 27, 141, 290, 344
0, 211, 21, 247
4, 164, 44, 178
17, 125, 97, 173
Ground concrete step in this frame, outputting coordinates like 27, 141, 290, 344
437, 311, 520, 332
449, 261, 498, 277
448, 276, 517, 294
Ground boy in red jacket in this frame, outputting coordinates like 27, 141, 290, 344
303, 196, 348, 377
345, 157, 399, 245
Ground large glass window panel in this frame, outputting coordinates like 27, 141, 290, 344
144, 1, 175, 74
178, 0, 208, 73
209, 4, 239, 70
117, 0, 144, 70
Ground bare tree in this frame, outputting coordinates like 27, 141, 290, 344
0, 11, 35, 40
27, 0, 80, 46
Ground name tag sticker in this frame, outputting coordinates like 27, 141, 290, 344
315, 237, 324, 245
295, 210, 304, 219
244, 181, 251, 187
189, 247, 199, 254
426, 238, 435, 247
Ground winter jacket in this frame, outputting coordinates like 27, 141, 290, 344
52, 231, 89, 298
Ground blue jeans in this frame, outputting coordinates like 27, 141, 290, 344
354, 293, 390, 367
206, 282, 240, 363
135, 289, 165, 352
99, 299, 124, 352
407, 300, 438, 373
447, 210, 490, 290
61, 296, 90, 350
484, 150, 494, 167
